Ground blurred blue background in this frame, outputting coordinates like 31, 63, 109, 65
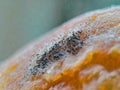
0, 0, 120, 61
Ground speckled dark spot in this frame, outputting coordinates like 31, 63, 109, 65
29, 31, 87, 75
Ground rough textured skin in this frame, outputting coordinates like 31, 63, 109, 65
1, 7, 120, 90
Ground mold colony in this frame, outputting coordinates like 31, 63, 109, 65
29, 31, 87, 75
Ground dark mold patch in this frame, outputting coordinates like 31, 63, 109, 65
29, 31, 87, 75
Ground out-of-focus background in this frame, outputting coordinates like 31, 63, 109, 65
0, 0, 120, 61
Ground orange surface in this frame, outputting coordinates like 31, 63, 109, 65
1, 7, 120, 90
